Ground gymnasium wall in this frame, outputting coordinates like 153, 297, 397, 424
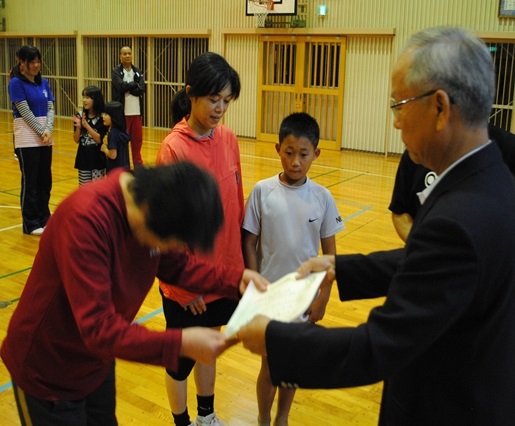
2, 0, 514, 154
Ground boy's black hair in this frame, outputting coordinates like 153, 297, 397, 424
186, 52, 241, 100
82, 86, 105, 116
279, 112, 320, 148
104, 101, 126, 132
130, 161, 224, 252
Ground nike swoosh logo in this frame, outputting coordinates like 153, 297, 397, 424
308, 218, 318, 222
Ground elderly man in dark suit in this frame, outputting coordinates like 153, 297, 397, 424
238, 26, 515, 425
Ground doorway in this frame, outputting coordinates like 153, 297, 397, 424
256, 35, 346, 150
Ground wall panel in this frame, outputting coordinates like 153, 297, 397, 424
3, 0, 515, 154
342, 36, 393, 153
224, 35, 260, 138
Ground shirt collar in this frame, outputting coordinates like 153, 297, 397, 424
193, 128, 215, 140
417, 141, 491, 205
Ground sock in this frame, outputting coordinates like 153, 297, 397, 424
172, 409, 191, 426
197, 394, 214, 417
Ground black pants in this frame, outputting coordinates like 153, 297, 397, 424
16, 146, 52, 234
12, 363, 117, 426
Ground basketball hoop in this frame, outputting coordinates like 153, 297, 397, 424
249, 0, 274, 28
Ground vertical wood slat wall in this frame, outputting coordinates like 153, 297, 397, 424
2, 33, 514, 154
304, 38, 345, 146
81, 36, 209, 129
489, 42, 515, 131
258, 37, 297, 137
3, 0, 515, 154
343, 36, 393, 153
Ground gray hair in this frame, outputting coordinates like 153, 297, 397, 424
401, 26, 495, 126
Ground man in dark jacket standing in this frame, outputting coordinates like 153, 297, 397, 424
238, 26, 515, 426
112, 46, 145, 167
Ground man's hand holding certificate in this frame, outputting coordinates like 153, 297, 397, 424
224, 271, 327, 338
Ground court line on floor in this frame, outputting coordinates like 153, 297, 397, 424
0, 267, 31, 280
0, 224, 22, 232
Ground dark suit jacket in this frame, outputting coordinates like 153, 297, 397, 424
266, 142, 515, 425
488, 123, 515, 175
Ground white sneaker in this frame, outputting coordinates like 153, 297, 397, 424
30, 227, 45, 236
195, 412, 225, 426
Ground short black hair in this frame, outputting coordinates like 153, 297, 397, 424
104, 101, 126, 132
279, 112, 320, 148
130, 161, 224, 252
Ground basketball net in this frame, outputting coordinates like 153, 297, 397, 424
251, 0, 274, 28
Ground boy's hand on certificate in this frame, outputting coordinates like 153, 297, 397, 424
306, 283, 331, 323
296, 255, 336, 283
297, 255, 336, 323
239, 268, 269, 295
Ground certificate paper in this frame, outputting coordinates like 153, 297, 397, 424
223, 271, 327, 338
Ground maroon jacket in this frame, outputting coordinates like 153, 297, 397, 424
1, 169, 241, 400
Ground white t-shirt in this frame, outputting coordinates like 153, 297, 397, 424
123, 68, 140, 116
243, 174, 344, 282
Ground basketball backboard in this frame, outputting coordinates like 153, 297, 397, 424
246, 0, 297, 16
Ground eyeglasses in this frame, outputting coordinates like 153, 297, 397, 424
390, 89, 437, 116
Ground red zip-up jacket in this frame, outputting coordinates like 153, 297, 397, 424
1, 169, 241, 401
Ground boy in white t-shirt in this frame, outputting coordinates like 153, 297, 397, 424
242, 112, 344, 426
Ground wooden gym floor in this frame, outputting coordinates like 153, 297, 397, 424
0, 113, 404, 425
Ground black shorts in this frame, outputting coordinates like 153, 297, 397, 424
160, 288, 238, 380
160, 288, 237, 328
